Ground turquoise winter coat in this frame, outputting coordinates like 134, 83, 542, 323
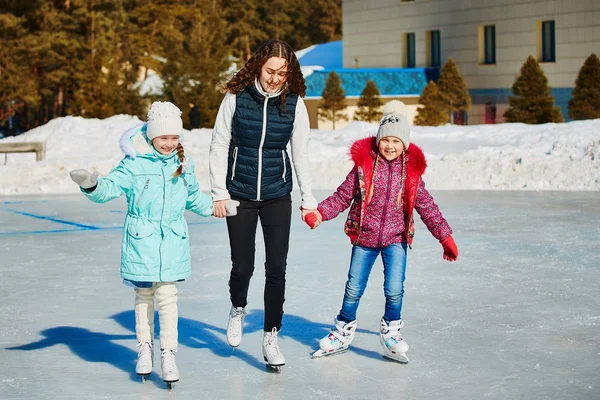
83, 146, 213, 282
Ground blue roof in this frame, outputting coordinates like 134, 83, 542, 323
304, 68, 439, 98
297, 41, 343, 70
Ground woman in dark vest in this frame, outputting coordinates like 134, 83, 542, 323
209, 39, 317, 370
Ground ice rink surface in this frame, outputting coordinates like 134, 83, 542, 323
1, 191, 599, 400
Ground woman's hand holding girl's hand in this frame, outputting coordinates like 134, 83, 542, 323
213, 200, 229, 218
440, 236, 458, 261
304, 211, 323, 229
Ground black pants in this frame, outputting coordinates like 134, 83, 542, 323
226, 194, 292, 332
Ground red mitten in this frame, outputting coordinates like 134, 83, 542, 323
440, 236, 458, 261
305, 211, 322, 229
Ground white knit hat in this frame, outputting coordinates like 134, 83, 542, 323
376, 100, 410, 149
146, 101, 183, 140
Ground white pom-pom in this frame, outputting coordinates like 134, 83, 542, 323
147, 101, 182, 121
382, 100, 407, 117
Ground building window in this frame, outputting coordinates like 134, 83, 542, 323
539, 20, 556, 62
484, 25, 495, 64
404, 32, 416, 68
401, 0, 415, 2
427, 30, 441, 68
478, 25, 496, 65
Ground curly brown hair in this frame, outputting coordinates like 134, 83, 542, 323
218, 39, 306, 110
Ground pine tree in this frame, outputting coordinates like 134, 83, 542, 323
437, 58, 471, 124
568, 53, 600, 120
0, 8, 40, 129
414, 81, 449, 126
504, 56, 563, 124
318, 70, 347, 130
353, 80, 383, 123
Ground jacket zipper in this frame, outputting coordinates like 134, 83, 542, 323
256, 96, 269, 200
159, 168, 166, 281
136, 178, 150, 207
231, 147, 238, 180
378, 162, 392, 248
281, 150, 287, 182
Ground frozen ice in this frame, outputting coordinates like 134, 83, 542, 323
1, 191, 599, 399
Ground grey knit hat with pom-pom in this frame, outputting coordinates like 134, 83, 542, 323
376, 100, 410, 148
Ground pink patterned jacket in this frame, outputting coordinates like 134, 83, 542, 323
318, 137, 452, 249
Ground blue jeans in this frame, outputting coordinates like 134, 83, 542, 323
338, 243, 408, 323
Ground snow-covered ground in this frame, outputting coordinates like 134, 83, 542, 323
1, 116, 599, 195
0, 191, 599, 399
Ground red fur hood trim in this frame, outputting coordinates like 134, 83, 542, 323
349, 137, 427, 176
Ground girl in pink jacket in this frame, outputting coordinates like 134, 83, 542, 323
305, 101, 458, 363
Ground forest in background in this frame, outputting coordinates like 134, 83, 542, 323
0, 0, 341, 132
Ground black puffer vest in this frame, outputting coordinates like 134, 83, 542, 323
226, 84, 298, 200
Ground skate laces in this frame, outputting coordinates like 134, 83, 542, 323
229, 307, 245, 335
161, 349, 177, 373
137, 342, 152, 357
265, 328, 281, 355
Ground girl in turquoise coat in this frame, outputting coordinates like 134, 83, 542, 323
69, 101, 237, 388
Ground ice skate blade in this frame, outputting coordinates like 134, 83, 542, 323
311, 347, 349, 358
266, 364, 283, 373
383, 353, 409, 364
165, 380, 179, 390
264, 357, 284, 373
138, 373, 151, 382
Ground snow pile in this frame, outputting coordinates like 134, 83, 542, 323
1, 116, 599, 195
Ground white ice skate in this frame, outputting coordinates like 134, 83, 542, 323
380, 318, 409, 364
135, 341, 153, 380
312, 319, 357, 358
263, 327, 285, 372
227, 306, 246, 347
161, 349, 179, 389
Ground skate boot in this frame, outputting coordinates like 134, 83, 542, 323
135, 341, 153, 380
380, 318, 409, 364
227, 306, 246, 347
263, 327, 285, 372
312, 318, 357, 358
161, 349, 179, 389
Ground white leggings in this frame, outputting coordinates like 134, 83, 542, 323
134, 282, 178, 350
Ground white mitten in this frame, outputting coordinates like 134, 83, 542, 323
225, 200, 240, 217
69, 169, 100, 189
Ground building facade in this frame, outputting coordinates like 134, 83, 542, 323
343, 0, 600, 123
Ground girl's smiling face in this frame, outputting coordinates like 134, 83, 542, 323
378, 137, 405, 161
259, 57, 288, 93
151, 135, 180, 155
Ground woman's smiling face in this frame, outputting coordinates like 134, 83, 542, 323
259, 56, 288, 93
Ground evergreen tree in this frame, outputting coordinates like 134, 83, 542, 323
568, 53, 600, 120
223, 0, 267, 62
504, 55, 563, 124
353, 80, 383, 123
414, 81, 449, 126
151, 0, 232, 127
318, 70, 347, 130
437, 58, 471, 124
0, 8, 39, 128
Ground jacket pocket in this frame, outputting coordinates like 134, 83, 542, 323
169, 219, 191, 263
281, 150, 287, 182
125, 220, 158, 265
230, 147, 238, 180
127, 221, 155, 238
